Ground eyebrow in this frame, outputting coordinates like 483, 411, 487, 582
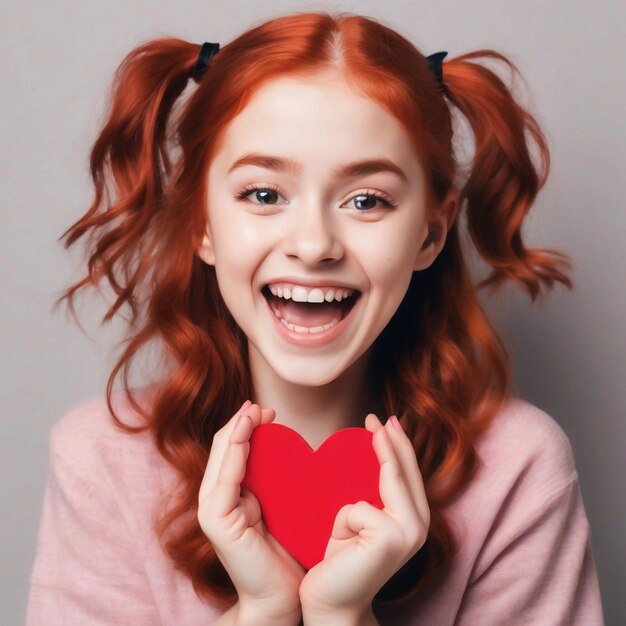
227, 152, 409, 183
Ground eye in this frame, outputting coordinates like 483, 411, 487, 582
343, 190, 396, 212
235, 183, 286, 205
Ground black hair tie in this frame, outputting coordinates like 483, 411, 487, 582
193, 42, 220, 83
425, 51, 448, 93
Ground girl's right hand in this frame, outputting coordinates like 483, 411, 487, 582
198, 400, 306, 623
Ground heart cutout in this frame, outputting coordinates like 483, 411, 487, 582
241, 423, 383, 570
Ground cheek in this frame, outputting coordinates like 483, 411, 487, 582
211, 222, 275, 308
209, 205, 267, 264
356, 229, 417, 290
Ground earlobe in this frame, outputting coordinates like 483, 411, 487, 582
197, 229, 216, 266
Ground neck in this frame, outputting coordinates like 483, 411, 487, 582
248, 345, 376, 450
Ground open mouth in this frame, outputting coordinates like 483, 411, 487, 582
261, 285, 362, 329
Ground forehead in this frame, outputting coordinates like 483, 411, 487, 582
213, 74, 421, 175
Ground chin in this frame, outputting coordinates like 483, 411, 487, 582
271, 361, 348, 388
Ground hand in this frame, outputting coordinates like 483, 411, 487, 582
298, 413, 430, 619
198, 400, 306, 623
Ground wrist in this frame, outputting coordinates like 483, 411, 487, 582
237, 599, 302, 626
301, 603, 379, 626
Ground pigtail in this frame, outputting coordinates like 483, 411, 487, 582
443, 51, 574, 301
53, 38, 200, 323
52, 38, 208, 431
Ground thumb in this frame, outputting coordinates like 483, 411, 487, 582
330, 501, 386, 541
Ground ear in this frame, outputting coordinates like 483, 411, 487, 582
413, 188, 459, 272
197, 227, 216, 266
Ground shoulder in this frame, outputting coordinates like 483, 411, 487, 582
34, 385, 173, 582
475, 396, 579, 497
443, 397, 599, 597
444, 396, 582, 526
446, 396, 582, 537
48, 383, 164, 483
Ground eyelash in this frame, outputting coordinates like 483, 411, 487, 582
235, 183, 397, 211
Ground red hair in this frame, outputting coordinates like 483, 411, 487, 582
52, 11, 573, 612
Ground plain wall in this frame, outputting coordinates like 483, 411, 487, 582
1, 1, 624, 624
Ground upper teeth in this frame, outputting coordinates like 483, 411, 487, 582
267, 283, 356, 303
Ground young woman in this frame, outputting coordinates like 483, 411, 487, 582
27, 11, 604, 626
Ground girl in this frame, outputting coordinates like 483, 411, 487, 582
27, 11, 604, 626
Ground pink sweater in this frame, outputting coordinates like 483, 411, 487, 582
26, 387, 605, 625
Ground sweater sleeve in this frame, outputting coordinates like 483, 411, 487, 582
455, 468, 605, 624
26, 412, 162, 625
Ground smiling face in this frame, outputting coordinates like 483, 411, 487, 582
198, 71, 457, 389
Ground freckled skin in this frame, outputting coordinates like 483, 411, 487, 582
197, 71, 458, 437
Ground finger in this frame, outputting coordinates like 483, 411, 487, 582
211, 412, 257, 518
366, 413, 429, 528
330, 500, 387, 543
208, 404, 275, 497
199, 401, 257, 503
371, 418, 418, 523
209, 408, 276, 520
383, 415, 430, 528
208, 403, 277, 517
260, 407, 276, 424
238, 487, 263, 527
364, 412, 383, 432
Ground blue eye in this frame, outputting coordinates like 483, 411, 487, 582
235, 184, 396, 211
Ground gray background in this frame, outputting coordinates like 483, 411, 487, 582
2, 1, 624, 624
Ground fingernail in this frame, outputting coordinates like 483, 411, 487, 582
390, 415, 403, 432
239, 400, 251, 411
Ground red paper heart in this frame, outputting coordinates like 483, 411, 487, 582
241, 423, 384, 570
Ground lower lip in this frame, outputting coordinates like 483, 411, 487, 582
261, 291, 362, 348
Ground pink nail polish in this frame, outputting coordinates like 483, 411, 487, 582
390, 415, 403, 432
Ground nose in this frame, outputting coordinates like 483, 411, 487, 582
281, 199, 344, 265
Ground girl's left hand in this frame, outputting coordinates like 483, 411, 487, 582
298, 413, 430, 619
